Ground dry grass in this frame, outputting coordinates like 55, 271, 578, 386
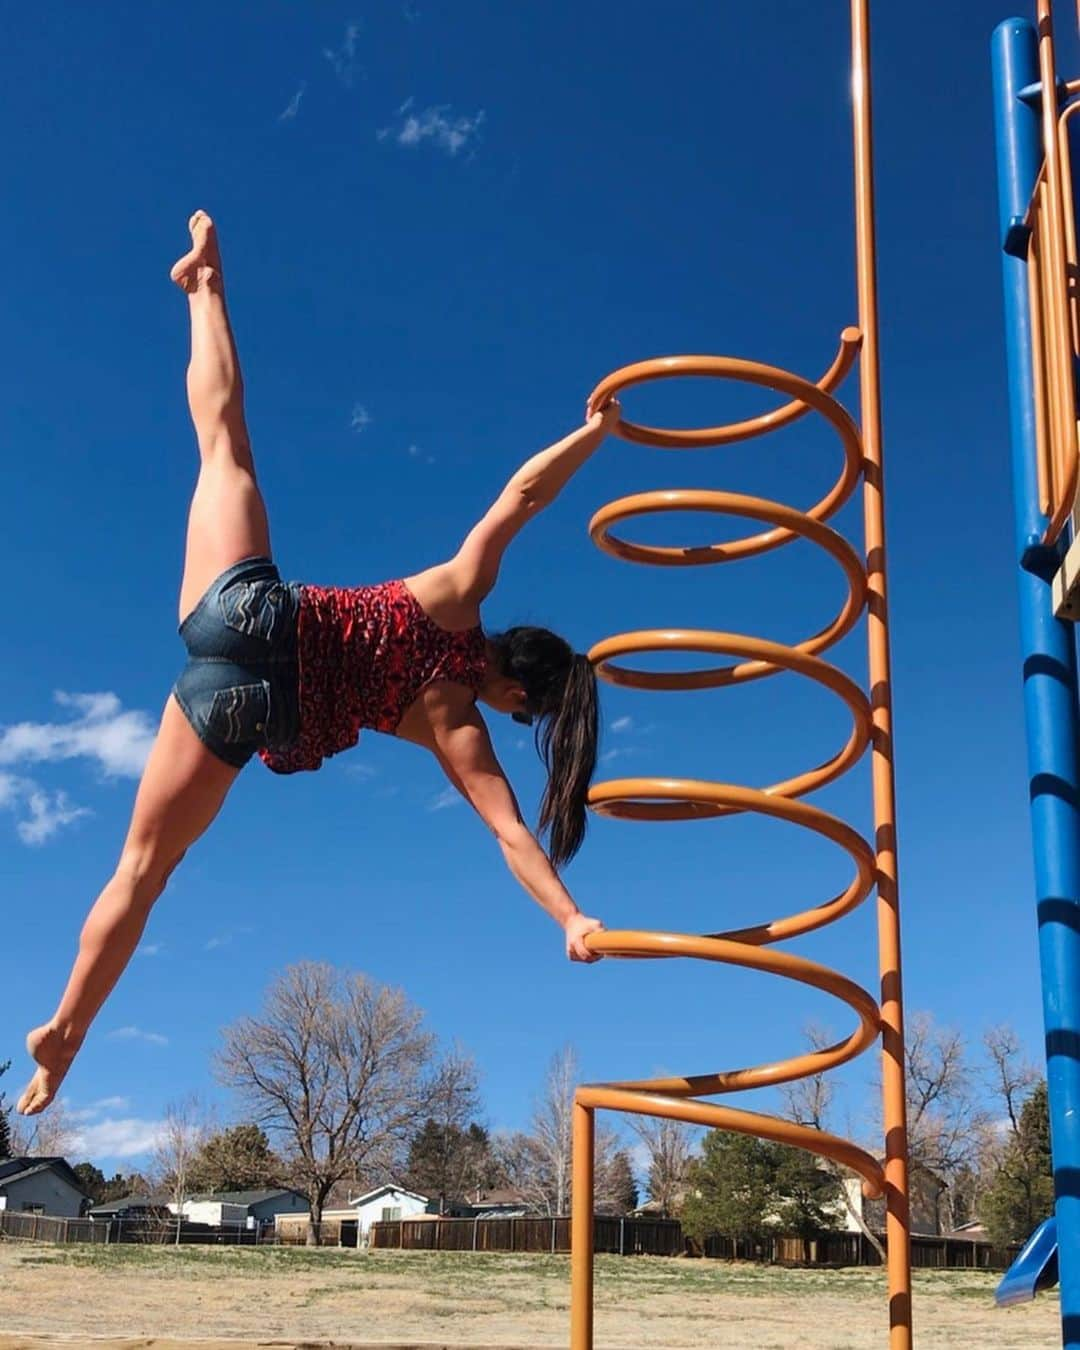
0, 1240, 1060, 1348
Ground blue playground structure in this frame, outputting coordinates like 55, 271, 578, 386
992, 6, 1080, 1343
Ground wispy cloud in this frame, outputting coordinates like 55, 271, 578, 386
351, 403, 373, 433
0, 691, 155, 778
406, 444, 436, 464
136, 942, 164, 958
428, 786, 463, 811
278, 83, 306, 122
68, 1096, 131, 1122
378, 99, 485, 158
70, 1115, 167, 1161
107, 1025, 169, 1047
611, 716, 634, 733
324, 21, 362, 86
0, 775, 91, 845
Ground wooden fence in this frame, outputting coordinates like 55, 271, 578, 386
370, 1215, 683, 1257
0, 1210, 263, 1246
700, 1230, 1020, 1271
0, 1206, 1021, 1271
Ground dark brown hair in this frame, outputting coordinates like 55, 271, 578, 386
488, 627, 599, 868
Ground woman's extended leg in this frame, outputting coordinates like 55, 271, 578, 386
18, 702, 239, 1114
171, 209, 271, 622
19, 212, 271, 1114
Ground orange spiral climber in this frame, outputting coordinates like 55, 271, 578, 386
569, 4, 912, 1347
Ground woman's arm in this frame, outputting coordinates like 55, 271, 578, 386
418, 687, 604, 961
442, 400, 621, 604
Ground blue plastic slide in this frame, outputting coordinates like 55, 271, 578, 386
996, 1218, 1059, 1307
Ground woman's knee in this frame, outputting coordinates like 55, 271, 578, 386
115, 844, 187, 901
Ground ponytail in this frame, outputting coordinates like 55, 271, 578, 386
537, 653, 599, 868
487, 629, 600, 869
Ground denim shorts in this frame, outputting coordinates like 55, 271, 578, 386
173, 556, 301, 769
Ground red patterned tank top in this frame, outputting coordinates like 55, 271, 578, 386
259, 579, 488, 775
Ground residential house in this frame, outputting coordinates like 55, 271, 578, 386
0, 1157, 91, 1219
467, 1187, 534, 1219
87, 1193, 171, 1222
842, 1162, 948, 1237
180, 1188, 308, 1228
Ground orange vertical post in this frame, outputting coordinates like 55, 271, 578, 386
567, 2, 911, 1345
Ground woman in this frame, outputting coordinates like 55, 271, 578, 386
18, 211, 612, 1118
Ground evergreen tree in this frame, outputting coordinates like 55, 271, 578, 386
597, 1148, 639, 1215
983, 1080, 1054, 1246
405, 1120, 497, 1204
189, 1124, 282, 1193
72, 1162, 107, 1203
681, 1131, 842, 1242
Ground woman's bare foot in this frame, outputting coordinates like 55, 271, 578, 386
170, 210, 223, 294
16, 1023, 83, 1117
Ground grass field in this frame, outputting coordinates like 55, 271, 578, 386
0, 1241, 1060, 1348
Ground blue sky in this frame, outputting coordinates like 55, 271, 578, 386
0, 1, 1066, 1173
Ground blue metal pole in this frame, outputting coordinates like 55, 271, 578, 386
993, 18, 1080, 1346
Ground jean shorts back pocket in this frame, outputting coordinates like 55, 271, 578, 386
219, 579, 289, 644
206, 680, 271, 746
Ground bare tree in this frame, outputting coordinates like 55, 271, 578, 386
781, 1024, 885, 1260
151, 1095, 209, 1244
493, 1045, 620, 1215
984, 1025, 1040, 1142
216, 961, 437, 1244
903, 1012, 989, 1230
8, 1098, 77, 1159
405, 1045, 493, 1208
630, 1116, 695, 1218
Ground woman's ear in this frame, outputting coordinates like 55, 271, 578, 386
510, 685, 533, 725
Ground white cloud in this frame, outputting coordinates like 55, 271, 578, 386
611, 716, 633, 733
351, 403, 372, 433
0, 772, 91, 846
136, 942, 164, 957
278, 83, 306, 122
379, 100, 485, 158
70, 1116, 167, 1161
324, 21, 361, 86
428, 786, 462, 811
67, 1096, 131, 1123
107, 1026, 169, 1047
205, 934, 231, 951
0, 690, 155, 778
17, 788, 91, 845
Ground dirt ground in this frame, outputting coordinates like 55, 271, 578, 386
0, 1242, 1060, 1349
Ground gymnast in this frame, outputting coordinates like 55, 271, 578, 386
18, 212, 613, 1116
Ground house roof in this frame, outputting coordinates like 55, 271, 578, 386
351, 1182, 430, 1208
87, 1192, 171, 1214
470, 1188, 531, 1208
186, 1189, 303, 1207
0, 1156, 89, 1197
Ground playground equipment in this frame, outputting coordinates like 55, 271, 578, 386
569, 3, 913, 1347
991, 4, 1080, 1342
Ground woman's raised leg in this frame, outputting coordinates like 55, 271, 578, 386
19, 212, 271, 1114
172, 209, 272, 621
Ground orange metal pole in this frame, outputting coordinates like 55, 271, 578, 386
1036, 0, 1078, 544
850, 1, 912, 1343
567, 4, 910, 1346
570, 1103, 594, 1350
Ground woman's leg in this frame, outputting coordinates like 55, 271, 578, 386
18, 700, 238, 1114
171, 209, 272, 622
19, 212, 272, 1114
